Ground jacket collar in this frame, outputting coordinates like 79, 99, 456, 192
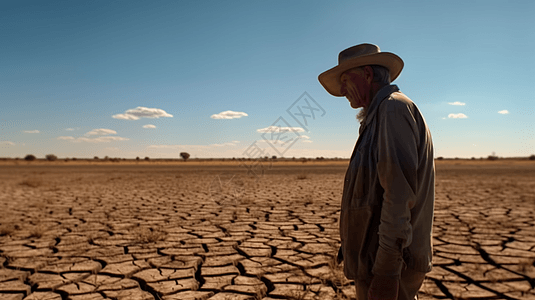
364, 84, 399, 127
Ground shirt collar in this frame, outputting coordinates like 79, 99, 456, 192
364, 84, 399, 127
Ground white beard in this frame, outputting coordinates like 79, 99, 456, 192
356, 106, 368, 124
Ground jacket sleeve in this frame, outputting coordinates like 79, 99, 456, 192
372, 98, 418, 278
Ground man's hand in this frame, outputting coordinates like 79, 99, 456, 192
368, 275, 399, 300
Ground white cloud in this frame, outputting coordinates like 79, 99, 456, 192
113, 107, 173, 120
86, 128, 117, 136
299, 135, 311, 139
23, 130, 39, 133
302, 140, 313, 143
211, 110, 248, 119
256, 126, 305, 133
147, 144, 210, 151
74, 136, 129, 143
448, 101, 466, 106
210, 141, 240, 147
448, 113, 468, 119
147, 145, 179, 149
0, 141, 15, 146
498, 110, 509, 114
65, 127, 80, 131
112, 113, 139, 120
57, 136, 75, 140
143, 124, 157, 129
149, 141, 242, 149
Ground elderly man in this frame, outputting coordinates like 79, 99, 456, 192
318, 44, 435, 300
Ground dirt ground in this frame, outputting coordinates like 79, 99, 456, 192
0, 159, 534, 300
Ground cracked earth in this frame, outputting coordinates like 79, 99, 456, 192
0, 160, 534, 300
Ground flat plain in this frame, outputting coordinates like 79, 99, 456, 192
0, 159, 534, 300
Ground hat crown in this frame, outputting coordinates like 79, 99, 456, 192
338, 43, 380, 64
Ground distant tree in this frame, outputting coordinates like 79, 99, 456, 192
180, 152, 190, 161
272, 155, 277, 160
94, 156, 99, 160
300, 157, 307, 163
487, 155, 498, 161
24, 154, 36, 161
136, 157, 140, 161
530, 155, 535, 161
144, 157, 150, 161
436, 157, 444, 160
72, 157, 77, 161
45, 154, 57, 161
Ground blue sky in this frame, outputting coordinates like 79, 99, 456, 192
1, 0, 534, 159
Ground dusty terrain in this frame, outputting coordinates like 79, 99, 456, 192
0, 159, 534, 300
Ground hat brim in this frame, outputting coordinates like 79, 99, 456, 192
318, 52, 404, 97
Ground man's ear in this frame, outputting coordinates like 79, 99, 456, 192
363, 66, 374, 84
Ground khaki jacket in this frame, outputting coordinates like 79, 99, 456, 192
340, 85, 434, 280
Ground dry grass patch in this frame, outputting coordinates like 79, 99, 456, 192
28, 225, 47, 239
134, 227, 167, 244
19, 178, 42, 188
0, 224, 16, 236
297, 173, 308, 180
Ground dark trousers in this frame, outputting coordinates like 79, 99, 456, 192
356, 268, 426, 300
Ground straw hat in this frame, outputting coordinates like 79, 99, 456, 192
318, 43, 404, 96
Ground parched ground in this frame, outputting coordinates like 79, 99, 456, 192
0, 160, 534, 300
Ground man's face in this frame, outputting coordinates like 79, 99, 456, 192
340, 67, 371, 109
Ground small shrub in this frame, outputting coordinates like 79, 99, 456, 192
20, 179, 42, 188
529, 155, 535, 161
144, 157, 149, 161
135, 227, 166, 243
94, 156, 99, 160
0, 225, 15, 237
297, 173, 308, 180
487, 155, 498, 161
136, 157, 140, 161
180, 152, 190, 161
436, 157, 444, 160
29, 226, 45, 239
24, 154, 36, 161
45, 154, 57, 161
